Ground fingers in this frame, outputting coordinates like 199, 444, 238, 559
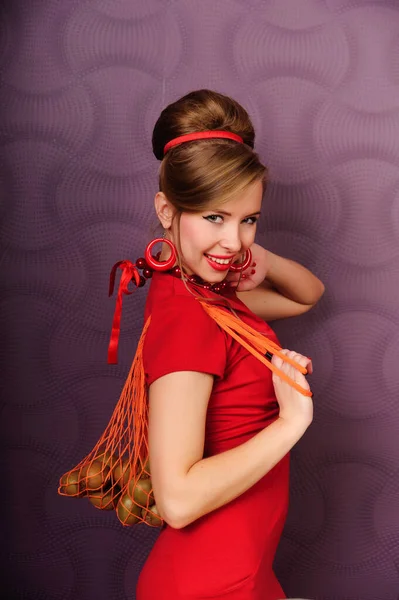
286, 350, 308, 369
272, 349, 298, 382
272, 350, 310, 391
273, 349, 304, 367
271, 349, 312, 388
279, 349, 312, 374
271, 351, 285, 369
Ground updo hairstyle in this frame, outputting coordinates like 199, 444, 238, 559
152, 89, 267, 212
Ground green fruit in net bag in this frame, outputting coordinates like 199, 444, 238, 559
80, 460, 110, 491
128, 477, 154, 507
116, 493, 142, 526
112, 459, 131, 487
142, 504, 163, 527
97, 451, 118, 470
88, 489, 115, 511
60, 470, 80, 496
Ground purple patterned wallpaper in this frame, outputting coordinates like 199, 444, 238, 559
1, 1, 399, 599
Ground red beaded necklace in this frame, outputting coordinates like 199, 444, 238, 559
135, 255, 229, 294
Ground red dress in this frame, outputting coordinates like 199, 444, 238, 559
136, 272, 288, 600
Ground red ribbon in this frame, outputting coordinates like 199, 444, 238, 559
108, 260, 140, 364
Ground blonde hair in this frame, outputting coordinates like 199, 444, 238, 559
152, 89, 267, 211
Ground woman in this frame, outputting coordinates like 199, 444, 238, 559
135, 89, 325, 599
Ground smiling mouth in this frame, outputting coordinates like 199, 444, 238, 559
205, 254, 235, 265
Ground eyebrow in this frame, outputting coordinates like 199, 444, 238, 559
208, 210, 261, 217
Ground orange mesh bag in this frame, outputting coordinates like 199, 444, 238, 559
58, 316, 162, 527
58, 261, 162, 528
58, 260, 311, 529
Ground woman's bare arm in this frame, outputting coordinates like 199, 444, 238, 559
235, 246, 325, 321
148, 369, 310, 529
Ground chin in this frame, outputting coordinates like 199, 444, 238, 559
184, 266, 225, 283
201, 268, 228, 283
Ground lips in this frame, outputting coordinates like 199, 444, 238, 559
204, 253, 235, 272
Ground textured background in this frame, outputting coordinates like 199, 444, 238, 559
1, 1, 399, 599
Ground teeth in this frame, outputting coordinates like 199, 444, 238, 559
206, 255, 231, 265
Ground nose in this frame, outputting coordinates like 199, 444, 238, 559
220, 225, 242, 254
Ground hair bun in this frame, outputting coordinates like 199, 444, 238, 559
152, 89, 255, 160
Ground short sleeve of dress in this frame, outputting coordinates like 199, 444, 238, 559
143, 295, 227, 386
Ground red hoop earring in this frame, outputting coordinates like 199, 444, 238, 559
145, 238, 177, 272
229, 248, 252, 273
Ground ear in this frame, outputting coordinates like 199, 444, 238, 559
154, 192, 175, 229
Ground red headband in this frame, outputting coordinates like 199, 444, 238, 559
163, 130, 244, 155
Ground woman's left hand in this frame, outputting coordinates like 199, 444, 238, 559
226, 243, 270, 291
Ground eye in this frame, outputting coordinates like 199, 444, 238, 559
242, 216, 258, 225
204, 214, 224, 224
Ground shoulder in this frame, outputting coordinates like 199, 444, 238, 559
143, 278, 229, 386
145, 291, 225, 349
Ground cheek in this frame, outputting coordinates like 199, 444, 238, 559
179, 216, 206, 254
179, 216, 196, 240
242, 226, 257, 248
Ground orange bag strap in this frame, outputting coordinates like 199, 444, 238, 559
198, 300, 312, 397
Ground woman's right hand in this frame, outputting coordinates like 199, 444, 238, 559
271, 349, 314, 430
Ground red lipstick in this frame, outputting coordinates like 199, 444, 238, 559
204, 254, 234, 272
